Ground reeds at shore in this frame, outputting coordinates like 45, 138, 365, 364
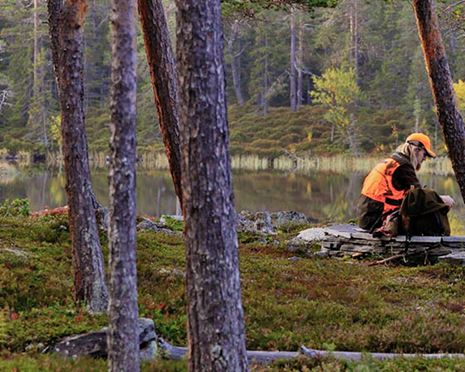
5, 150, 455, 176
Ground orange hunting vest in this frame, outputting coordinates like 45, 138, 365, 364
361, 158, 407, 214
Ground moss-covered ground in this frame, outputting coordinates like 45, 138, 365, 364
2, 215, 465, 370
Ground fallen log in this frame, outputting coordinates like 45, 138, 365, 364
159, 339, 299, 364
300, 346, 465, 361
159, 340, 465, 364
31, 206, 69, 218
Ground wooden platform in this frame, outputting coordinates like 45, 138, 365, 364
288, 224, 465, 265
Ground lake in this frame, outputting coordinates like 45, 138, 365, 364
1, 164, 464, 234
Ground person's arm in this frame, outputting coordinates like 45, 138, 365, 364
440, 195, 455, 208
394, 164, 455, 208
392, 163, 421, 191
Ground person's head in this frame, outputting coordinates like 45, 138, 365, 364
396, 133, 436, 171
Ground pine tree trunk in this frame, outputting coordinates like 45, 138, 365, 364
347, 115, 359, 157
137, 0, 183, 209
228, 20, 245, 106
47, 0, 108, 313
297, 14, 304, 109
349, 0, 359, 83
176, 1, 248, 370
413, 0, 465, 203
33, 0, 39, 95
263, 34, 269, 116
107, 0, 139, 370
289, 8, 297, 112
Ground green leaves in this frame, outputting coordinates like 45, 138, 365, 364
0, 198, 30, 217
311, 66, 361, 130
453, 79, 465, 114
222, 0, 339, 16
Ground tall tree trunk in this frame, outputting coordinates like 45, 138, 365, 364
347, 114, 359, 157
349, 0, 359, 83
297, 13, 304, 109
289, 7, 297, 111
176, 1, 248, 371
33, 0, 39, 94
227, 20, 245, 106
47, 0, 108, 313
413, 0, 465, 203
107, 0, 139, 370
137, 0, 183, 209
263, 34, 269, 116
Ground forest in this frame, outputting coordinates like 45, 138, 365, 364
1, 0, 465, 158
4, 0, 465, 371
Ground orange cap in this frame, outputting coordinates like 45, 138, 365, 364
406, 133, 436, 158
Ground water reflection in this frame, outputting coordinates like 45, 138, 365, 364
0, 165, 464, 233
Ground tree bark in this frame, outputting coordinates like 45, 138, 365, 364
33, 0, 39, 94
349, 0, 359, 83
262, 33, 269, 116
290, 7, 297, 111
47, 0, 108, 313
413, 0, 465, 203
107, 0, 139, 370
175, 1, 249, 371
227, 20, 245, 106
137, 0, 183, 209
297, 13, 304, 108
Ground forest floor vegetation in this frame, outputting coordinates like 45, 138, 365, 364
2, 214, 465, 370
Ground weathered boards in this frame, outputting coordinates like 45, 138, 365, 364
287, 224, 465, 265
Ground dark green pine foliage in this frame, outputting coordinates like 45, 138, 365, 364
1, 0, 465, 155
1, 0, 56, 151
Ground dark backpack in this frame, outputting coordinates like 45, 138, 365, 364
400, 188, 450, 236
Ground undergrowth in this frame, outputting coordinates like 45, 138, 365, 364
3, 215, 465, 370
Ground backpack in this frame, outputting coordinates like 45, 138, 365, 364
400, 188, 450, 237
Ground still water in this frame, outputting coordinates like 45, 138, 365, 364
1, 166, 464, 231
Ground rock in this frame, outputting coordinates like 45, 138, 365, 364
236, 211, 257, 233
270, 211, 317, 229
237, 210, 317, 236
52, 318, 157, 360
295, 228, 328, 242
137, 218, 178, 235
159, 215, 183, 224
237, 210, 275, 235
158, 268, 186, 279
286, 228, 328, 254
253, 211, 275, 235
0, 247, 29, 258
287, 224, 465, 264
439, 251, 465, 265
140, 340, 158, 361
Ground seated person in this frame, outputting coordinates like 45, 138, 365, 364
358, 133, 454, 232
